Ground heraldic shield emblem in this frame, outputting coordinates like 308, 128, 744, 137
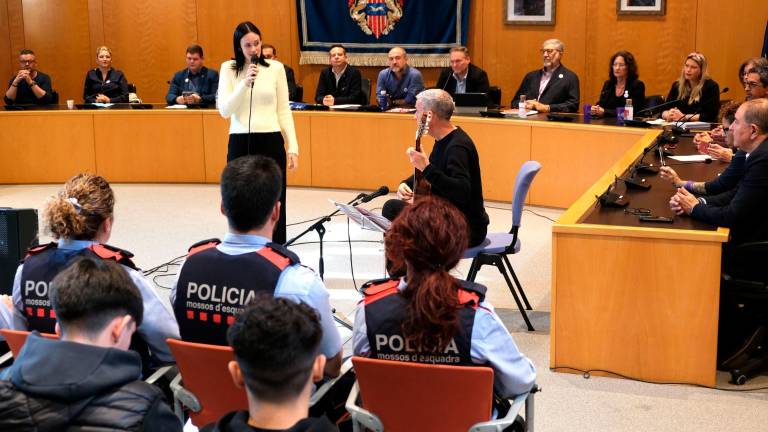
348, 0, 404, 39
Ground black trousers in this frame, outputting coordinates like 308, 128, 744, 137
227, 132, 287, 244
382, 198, 487, 247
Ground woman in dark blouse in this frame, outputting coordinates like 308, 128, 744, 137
83, 46, 129, 103
591, 50, 645, 117
662, 52, 720, 123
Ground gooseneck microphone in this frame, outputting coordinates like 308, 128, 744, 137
672, 87, 729, 134
359, 186, 390, 203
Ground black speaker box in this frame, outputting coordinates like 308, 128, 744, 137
0, 208, 39, 295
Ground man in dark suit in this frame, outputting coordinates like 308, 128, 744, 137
511, 39, 580, 113
435, 46, 490, 97
671, 98, 768, 274
165, 44, 219, 106
314, 44, 364, 106
262, 44, 299, 102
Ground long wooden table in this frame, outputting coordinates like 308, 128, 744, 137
0, 107, 648, 208
551, 132, 729, 387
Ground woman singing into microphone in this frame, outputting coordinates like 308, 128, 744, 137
218, 21, 298, 244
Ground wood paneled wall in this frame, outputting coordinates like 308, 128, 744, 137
1, 0, 766, 106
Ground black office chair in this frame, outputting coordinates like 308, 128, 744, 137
718, 241, 768, 384
294, 85, 304, 103
488, 86, 502, 108
644, 95, 665, 113
360, 77, 372, 105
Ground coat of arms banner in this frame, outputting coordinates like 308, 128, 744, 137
297, 0, 471, 67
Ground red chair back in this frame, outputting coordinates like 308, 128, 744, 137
0, 329, 58, 357
351, 356, 495, 432
167, 338, 248, 427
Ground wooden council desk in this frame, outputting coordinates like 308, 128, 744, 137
551, 132, 729, 387
0, 107, 648, 208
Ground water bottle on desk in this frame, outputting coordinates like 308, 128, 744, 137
377, 90, 389, 111
624, 91, 633, 121
518, 95, 527, 118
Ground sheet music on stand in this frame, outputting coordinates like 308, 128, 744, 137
331, 200, 390, 232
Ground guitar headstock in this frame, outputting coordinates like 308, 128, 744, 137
416, 111, 432, 139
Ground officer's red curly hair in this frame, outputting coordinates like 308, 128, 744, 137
384, 196, 469, 353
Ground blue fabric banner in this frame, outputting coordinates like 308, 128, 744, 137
297, 0, 471, 67
762, 20, 768, 58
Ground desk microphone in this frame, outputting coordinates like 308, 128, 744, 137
358, 186, 390, 203
671, 87, 729, 135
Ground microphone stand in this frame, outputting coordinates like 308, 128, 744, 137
284, 193, 365, 280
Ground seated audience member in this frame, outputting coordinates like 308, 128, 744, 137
315, 44, 364, 106
376, 46, 425, 107
384, 89, 489, 247
662, 52, 720, 123
354, 197, 536, 408
591, 50, 645, 117
0, 257, 181, 431
744, 66, 768, 102
435, 46, 490, 97
2, 173, 179, 364
511, 38, 580, 113
261, 44, 299, 102
670, 99, 768, 278
84, 46, 130, 103
171, 156, 342, 377
201, 296, 338, 432
738, 57, 768, 90
660, 102, 743, 194
4, 49, 54, 105
166, 44, 219, 106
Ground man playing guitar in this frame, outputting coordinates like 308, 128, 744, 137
384, 89, 490, 248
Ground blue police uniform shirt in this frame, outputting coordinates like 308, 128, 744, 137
353, 278, 536, 398
376, 65, 425, 105
9, 239, 180, 364
171, 233, 342, 360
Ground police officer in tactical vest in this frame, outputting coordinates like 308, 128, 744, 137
171, 155, 343, 377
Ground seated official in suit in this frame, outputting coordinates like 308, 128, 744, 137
354, 197, 536, 420
511, 38, 579, 113
0, 257, 181, 431
384, 89, 489, 247
83, 46, 129, 103
261, 44, 299, 102
314, 44, 364, 106
590, 50, 645, 117
669, 98, 768, 278
435, 46, 489, 97
660, 102, 743, 195
376, 46, 424, 107
662, 52, 720, 123
166, 44, 219, 106
170, 156, 342, 378
744, 66, 768, 102
4, 49, 54, 105
201, 297, 338, 432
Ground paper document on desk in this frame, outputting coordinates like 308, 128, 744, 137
330, 104, 361, 110
166, 104, 188, 109
92, 103, 114, 108
668, 155, 712, 162
501, 109, 538, 117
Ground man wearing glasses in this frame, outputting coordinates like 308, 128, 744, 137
4, 49, 54, 105
744, 66, 768, 102
511, 39, 579, 113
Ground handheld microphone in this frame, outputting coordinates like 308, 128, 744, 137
250, 55, 259, 88
358, 186, 390, 203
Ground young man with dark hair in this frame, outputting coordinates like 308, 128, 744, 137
0, 257, 181, 431
171, 155, 342, 377
166, 43, 219, 106
203, 296, 337, 431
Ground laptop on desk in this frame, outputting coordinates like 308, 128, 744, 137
453, 92, 490, 114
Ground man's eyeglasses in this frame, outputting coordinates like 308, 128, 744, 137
540, 48, 559, 55
744, 81, 763, 89
20, 59, 35, 65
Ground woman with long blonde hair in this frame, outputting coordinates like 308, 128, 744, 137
662, 52, 720, 123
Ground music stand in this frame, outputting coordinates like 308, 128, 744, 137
331, 201, 390, 233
